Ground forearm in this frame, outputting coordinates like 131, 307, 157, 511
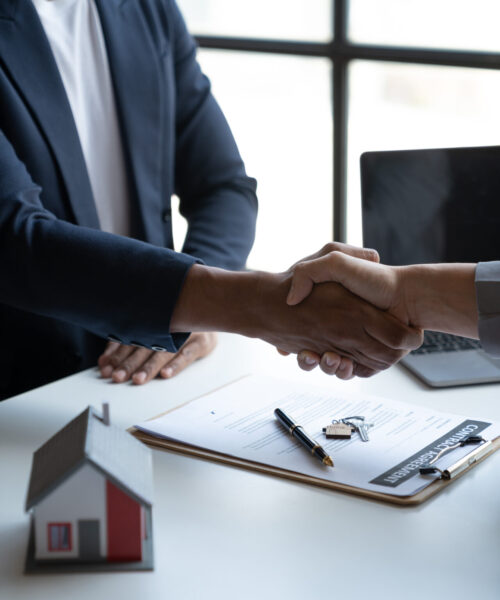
400, 263, 478, 338
171, 264, 275, 338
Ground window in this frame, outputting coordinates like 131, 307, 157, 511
194, 50, 332, 271
349, 0, 500, 53
48, 523, 72, 551
176, 0, 500, 264
177, 0, 331, 42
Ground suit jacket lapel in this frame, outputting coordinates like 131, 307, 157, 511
95, 0, 165, 245
0, 0, 100, 229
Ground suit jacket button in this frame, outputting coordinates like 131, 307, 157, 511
162, 209, 172, 223
151, 345, 167, 352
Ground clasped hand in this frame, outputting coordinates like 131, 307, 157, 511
280, 242, 422, 379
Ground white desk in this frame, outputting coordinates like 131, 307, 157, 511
1, 333, 499, 600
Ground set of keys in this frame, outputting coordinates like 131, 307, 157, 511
322, 416, 374, 442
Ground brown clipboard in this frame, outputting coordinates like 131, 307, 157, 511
129, 377, 500, 507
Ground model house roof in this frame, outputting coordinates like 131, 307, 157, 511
26, 407, 153, 510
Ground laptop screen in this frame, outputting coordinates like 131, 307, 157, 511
361, 146, 500, 266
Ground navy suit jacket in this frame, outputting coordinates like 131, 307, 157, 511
0, 0, 257, 399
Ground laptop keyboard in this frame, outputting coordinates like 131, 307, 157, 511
412, 331, 482, 355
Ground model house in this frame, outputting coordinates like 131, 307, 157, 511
25, 405, 153, 571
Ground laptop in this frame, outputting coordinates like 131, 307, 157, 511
360, 145, 500, 387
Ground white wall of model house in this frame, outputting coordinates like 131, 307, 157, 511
33, 463, 107, 560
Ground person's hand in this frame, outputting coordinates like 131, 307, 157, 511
169, 263, 422, 376
287, 251, 404, 318
257, 271, 422, 375
279, 242, 382, 378
287, 241, 380, 272
98, 332, 217, 384
287, 252, 479, 340
285, 251, 419, 375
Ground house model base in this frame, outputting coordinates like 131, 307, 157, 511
25, 517, 154, 573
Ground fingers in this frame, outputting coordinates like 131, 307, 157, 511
290, 242, 379, 269
335, 357, 354, 380
98, 333, 218, 385
157, 332, 217, 381
99, 341, 120, 361
319, 352, 340, 373
134, 333, 217, 384
353, 364, 377, 378
349, 338, 405, 372
297, 351, 355, 379
276, 348, 290, 356
347, 317, 422, 373
113, 348, 164, 383
297, 350, 321, 371
319, 354, 354, 379
365, 313, 424, 352
98, 343, 136, 379
130, 350, 175, 384
97, 341, 121, 371
315, 242, 379, 263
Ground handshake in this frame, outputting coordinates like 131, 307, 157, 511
284, 243, 478, 378
171, 242, 478, 380
100, 242, 478, 385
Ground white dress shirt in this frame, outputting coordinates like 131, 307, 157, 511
32, 0, 131, 236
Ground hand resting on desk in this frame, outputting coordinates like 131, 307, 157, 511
98, 332, 217, 385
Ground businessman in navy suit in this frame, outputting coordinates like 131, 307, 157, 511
0, 0, 258, 399
0, 0, 422, 400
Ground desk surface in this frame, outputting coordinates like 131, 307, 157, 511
1, 333, 499, 600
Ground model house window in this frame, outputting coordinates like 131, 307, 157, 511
48, 523, 72, 551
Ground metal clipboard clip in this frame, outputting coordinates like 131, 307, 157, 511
419, 435, 493, 480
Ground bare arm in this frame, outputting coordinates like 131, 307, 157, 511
399, 263, 477, 337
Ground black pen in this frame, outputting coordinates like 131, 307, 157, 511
274, 408, 334, 467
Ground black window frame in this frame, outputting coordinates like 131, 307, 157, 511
194, 0, 500, 242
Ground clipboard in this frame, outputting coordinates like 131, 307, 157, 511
130, 377, 500, 506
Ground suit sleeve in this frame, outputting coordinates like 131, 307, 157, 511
475, 261, 500, 357
169, 0, 258, 270
0, 129, 196, 352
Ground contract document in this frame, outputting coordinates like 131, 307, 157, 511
135, 375, 500, 498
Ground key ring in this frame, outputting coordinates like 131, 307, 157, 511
338, 415, 365, 423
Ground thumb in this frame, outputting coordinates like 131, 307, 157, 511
287, 253, 343, 305
287, 251, 391, 307
287, 246, 380, 306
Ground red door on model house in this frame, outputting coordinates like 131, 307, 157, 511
106, 480, 144, 561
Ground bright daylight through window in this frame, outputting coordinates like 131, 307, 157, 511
176, 0, 500, 263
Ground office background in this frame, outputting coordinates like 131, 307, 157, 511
173, 0, 500, 271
